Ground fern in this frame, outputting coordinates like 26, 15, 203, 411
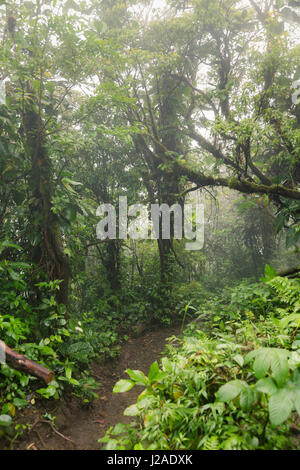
68, 341, 93, 362
222, 435, 245, 450
202, 436, 220, 450
269, 277, 300, 308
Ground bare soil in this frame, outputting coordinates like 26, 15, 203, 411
11, 325, 180, 450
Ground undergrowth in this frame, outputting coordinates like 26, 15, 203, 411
100, 270, 300, 450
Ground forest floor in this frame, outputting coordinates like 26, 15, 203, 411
12, 325, 181, 450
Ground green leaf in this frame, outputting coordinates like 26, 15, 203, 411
293, 390, 300, 416
240, 387, 255, 411
113, 423, 125, 435
46, 385, 57, 397
252, 349, 273, 379
62, 177, 82, 186
232, 354, 244, 368
148, 362, 160, 382
216, 380, 247, 402
36, 385, 57, 398
113, 379, 134, 393
12, 398, 28, 409
245, 348, 290, 385
69, 378, 80, 386
256, 378, 277, 395
244, 349, 259, 364
161, 357, 173, 372
269, 389, 293, 425
62, 177, 82, 190
0, 415, 12, 427
124, 404, 140, 416
126, 369, 147, 385
0, 241, 21, 254
134, 443, 144, 450
66, 367, 72, 380
271, 350, 289, 386
263, 264, 277, 282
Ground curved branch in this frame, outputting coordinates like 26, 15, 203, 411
176, 163, 300, 200
188, 129, 241, 172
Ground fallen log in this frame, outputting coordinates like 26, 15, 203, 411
0, 341, 54, 384
277, 266, 300, 279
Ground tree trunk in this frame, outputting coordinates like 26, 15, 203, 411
105, 240, 121, 291
23, 85, 70, 306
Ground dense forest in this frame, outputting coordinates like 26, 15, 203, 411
0, 0, 300, 451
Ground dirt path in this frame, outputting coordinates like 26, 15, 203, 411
13, 325, 180, 450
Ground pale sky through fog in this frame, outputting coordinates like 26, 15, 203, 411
153, 0, 167, 7
138, 0, 168, 20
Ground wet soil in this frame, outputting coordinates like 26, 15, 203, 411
11, 325, 180, 450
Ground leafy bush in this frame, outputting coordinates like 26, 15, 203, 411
100, 275, 300, 450
0, 243, 100, 442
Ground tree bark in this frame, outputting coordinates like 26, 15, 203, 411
23, 84, 70, 306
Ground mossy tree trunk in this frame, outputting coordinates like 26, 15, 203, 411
23, 85, 70, 306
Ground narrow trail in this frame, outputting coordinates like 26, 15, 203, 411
14, 325, 181, 450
